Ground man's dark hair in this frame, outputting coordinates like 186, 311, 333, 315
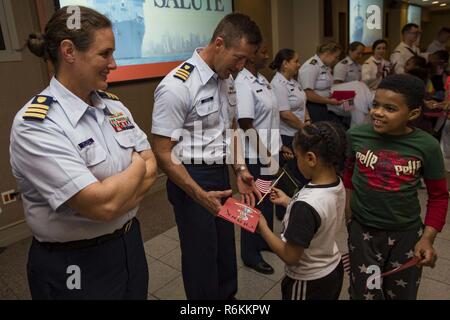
211, 13, 262, 48
402, 23, 419, 35
378, 74, 425, 109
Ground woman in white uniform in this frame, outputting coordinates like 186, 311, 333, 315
270, 48, 311, 220
334, 41, 364, 84
235, 43, 285, 275
362, 40, 392, 90
10, 6, 157, 299
298, 42, 345, 123
271, 49, 311, 153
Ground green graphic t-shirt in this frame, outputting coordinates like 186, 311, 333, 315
347, 124, 445, 230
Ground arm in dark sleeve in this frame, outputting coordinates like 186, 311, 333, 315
284, 201, 321, 248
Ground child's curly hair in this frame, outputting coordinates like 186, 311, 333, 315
293, 122, 347, 172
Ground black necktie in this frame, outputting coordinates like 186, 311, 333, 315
405, 46, 418, 57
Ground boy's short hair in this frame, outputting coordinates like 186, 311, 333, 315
378, 74, 425, 110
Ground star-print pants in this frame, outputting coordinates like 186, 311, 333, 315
347, 218, 423, 300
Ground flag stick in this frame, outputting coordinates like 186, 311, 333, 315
256, 171, 286, 206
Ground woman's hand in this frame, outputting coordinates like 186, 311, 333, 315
131, 152, 146, 175
328, 98, 345, 106
281, 146, 294, 161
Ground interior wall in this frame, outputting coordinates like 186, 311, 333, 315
330, 0, 348, 45
0, 0, 274, 245
0, 0, 49, 233
293, 0, 323, 64
270, 0, 293, 55
387, 1, 408, 53
235, 0, 273, 78
421, 9, 450, 51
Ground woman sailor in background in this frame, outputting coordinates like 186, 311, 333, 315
298, 42, 346, 123
270, 48, 310, 220
333, 41, 364, 84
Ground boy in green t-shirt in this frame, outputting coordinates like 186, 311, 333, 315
344, 74, 449, 300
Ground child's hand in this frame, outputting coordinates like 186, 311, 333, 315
414, 238, 438, 268
270, 187, 291, 208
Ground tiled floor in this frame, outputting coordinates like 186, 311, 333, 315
1, 190, 449, 300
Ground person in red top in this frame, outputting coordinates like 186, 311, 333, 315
344, 74, 449, 300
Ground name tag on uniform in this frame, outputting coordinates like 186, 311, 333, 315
256, 89, 263, 93
78, 138, 95, 150
109, 112, 135, 133
201, 97, 214, 104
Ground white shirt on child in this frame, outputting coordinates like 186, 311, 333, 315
281, 178, 346, 281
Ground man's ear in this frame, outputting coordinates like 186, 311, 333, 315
60, 39, 76, 64
408, 107, 422, 122
214, 37, 225, 51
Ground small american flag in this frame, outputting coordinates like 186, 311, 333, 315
255, 179, 274, 195
342, 252, 351, 275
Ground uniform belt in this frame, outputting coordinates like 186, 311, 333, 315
183, 158, 227, 167
34, 219, 135, 251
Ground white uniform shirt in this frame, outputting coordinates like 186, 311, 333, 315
331, 81, 374, 127
282, 179, 346, 281
298, 54, 333, 98
427, 40, 446, 54
362, 56, 392, 90
10, 77, 151, 242
390, 42, 422, 74
152, 49, 236, 164
271, 72, 307, 137
333, 56, 362, 83
235, 68, 281, 161
299, 55, 348, 116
